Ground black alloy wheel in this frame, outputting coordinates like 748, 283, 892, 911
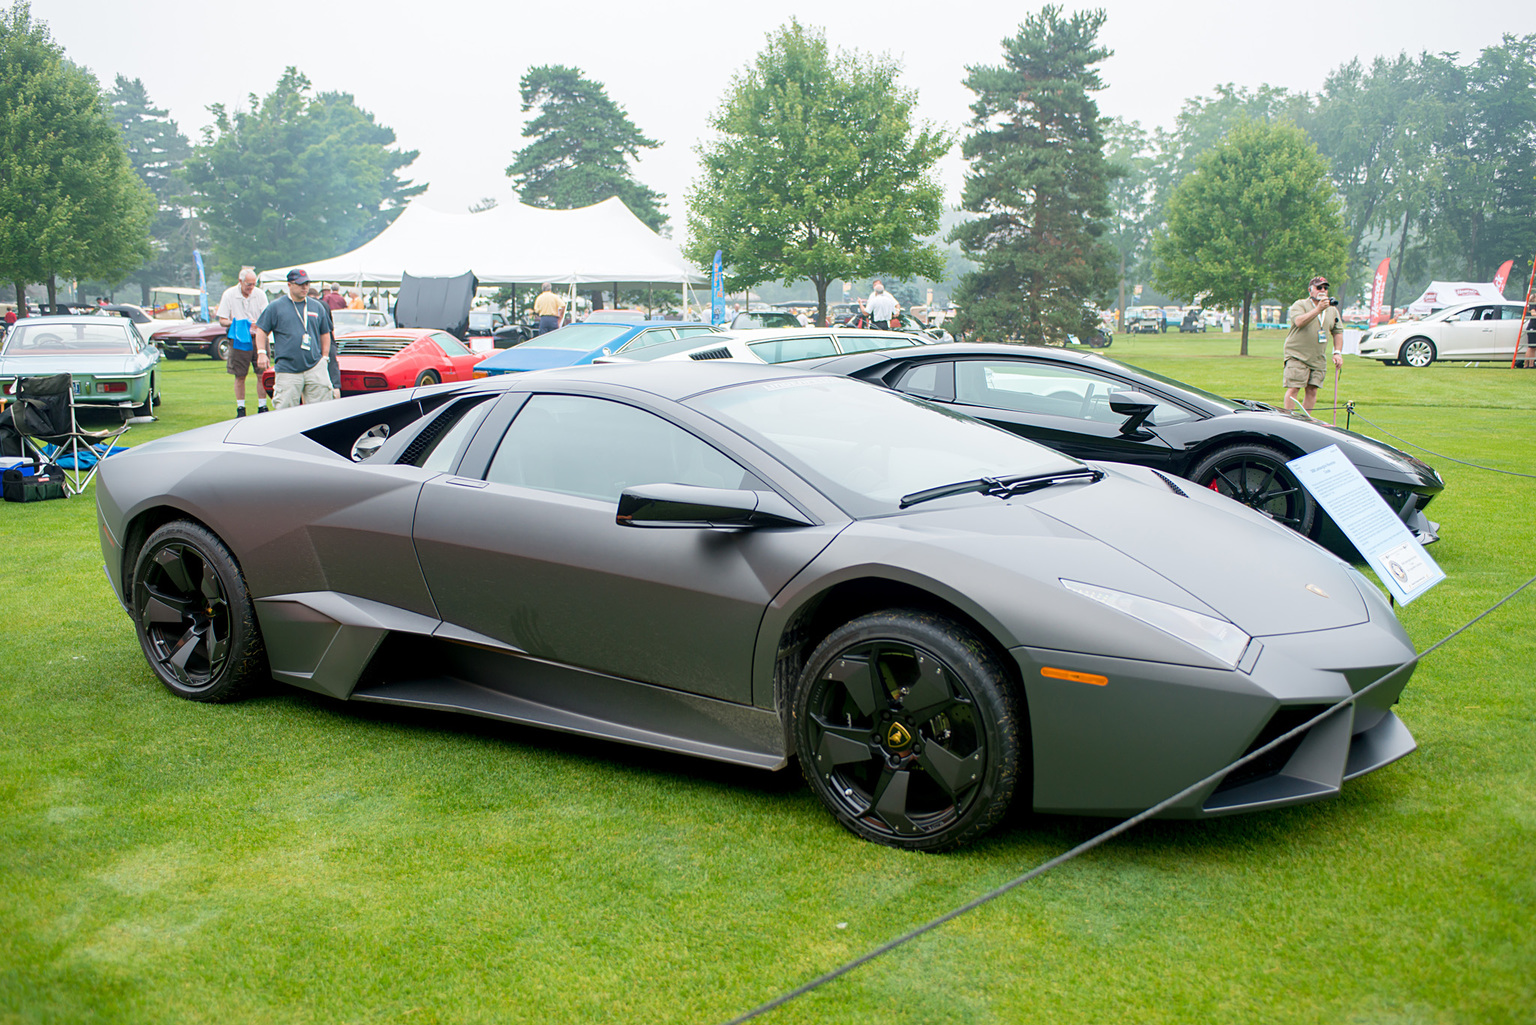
1189, 443, 1316, 535
132, 520, 265, 702
793, 610, 1022, 851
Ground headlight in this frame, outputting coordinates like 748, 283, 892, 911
1061, 579, 1251, 667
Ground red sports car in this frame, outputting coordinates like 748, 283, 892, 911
261, 329, 491, 396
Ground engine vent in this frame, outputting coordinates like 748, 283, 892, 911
338, 338, 411, 357
1152, 470, 1188, 496
688, 346, 733, 361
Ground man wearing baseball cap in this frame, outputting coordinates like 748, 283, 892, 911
252, 269, 335, 410
1282, 275, 1343, 413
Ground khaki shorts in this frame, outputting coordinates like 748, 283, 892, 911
1283, 359, 1325, 389
226, 345, 256, 377
272, 362, 335, 410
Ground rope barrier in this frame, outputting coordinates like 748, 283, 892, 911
718, 570, 1536, 1025
1343, 404, 1536, 480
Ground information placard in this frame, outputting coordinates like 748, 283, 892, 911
1288, 445, 1444, 604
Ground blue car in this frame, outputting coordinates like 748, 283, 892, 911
475, 320, 720, 375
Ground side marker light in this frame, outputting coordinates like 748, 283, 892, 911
1041, 666, 1108, 687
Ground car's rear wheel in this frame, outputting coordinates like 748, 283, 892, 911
134, 375, 156, 417
793, 610, 1022, 852
131, 520, 266, 702
415, 369, 440, 387
1401, 337, 1435, 367
1190, 443, 1316, 534
213, 337, 231, 362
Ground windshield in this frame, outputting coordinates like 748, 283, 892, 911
524, 323, 633, 351
330, 310, 380, 332
3, 321, 137, 355
689, 375, 1078, 515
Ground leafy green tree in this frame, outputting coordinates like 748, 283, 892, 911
686, 19, 947, 326
949, 7, 1117, 343
107, 74, 200, 303
0, 3, 153, 309
507, 65, 667, 233
182, 68, 424, 277
1152, 119, 1347, 354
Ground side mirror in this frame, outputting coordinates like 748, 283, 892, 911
616, 483, 812, 529
1108, 390, 1159, 437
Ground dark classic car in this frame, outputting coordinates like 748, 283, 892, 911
799, 344, 1443, 552
97, 361, 1418, 852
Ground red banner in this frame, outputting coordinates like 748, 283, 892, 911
1369, 257, 1391, 325
1493, 259, 1513, 293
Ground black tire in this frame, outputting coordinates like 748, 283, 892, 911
792, 609, 1022, 852
134, 375, 156, 417
415, 369, 440, 387
1189, 443, 1316, 535
213, 336, 231, 362
131, 520, 266, 702
1381, 359, 1398, 367
1400, 337, 1435, 367
165, 347, 188, 360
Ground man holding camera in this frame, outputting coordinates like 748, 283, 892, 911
1282, 275, 1343, 413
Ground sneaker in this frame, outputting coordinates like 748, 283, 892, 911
235, 407, 246, 417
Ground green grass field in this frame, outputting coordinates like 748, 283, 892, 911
3, 336, 1533, 1024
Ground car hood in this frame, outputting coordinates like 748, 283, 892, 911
1230, 408, 1441, 485
478, 346, 591, 372
149, 321, 220, 340
1026, 468, 1367, 636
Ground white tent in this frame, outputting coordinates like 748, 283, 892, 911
258, 197, 705, 289
1407, 280, 1509, 317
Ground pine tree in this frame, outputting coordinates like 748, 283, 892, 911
950, 7, 1118, 343
506, 66, 667, 233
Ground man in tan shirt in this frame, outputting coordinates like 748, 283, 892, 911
534, 284, 564, 335
1282, 275, 1343, 413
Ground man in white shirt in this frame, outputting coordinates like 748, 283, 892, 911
863, 281, 898, 330
217, 268, 270, 417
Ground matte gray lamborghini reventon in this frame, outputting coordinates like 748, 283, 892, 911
96, 362, 1419, 851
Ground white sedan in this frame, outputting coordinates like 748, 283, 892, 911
1358, 300, 1526, 366
599, 327, 930, 366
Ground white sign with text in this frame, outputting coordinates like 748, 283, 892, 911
1288, 445, 1444, 604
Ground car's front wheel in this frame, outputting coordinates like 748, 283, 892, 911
131, 520, 266, 702
1400, 337, 1436, 367
165, 347, 188, 360
793, 610, 1023, 852
213, 337, 231, 362
1189, 443, 1316, 535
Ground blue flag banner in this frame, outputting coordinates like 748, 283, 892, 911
193, 249, 209, 321
711, 250, 725, 326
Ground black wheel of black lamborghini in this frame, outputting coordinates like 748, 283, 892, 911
793, 610, 1022, 852
415, 369, 440, 387
131, 520, 265, 702
1189, 443, 1315, 535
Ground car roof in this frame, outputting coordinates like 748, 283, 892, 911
10, 314, 131, 328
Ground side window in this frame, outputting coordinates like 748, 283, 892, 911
839, 333, 917, 353
676, 326, 717, 337
1447, 308, 1477, 323
617, 327, 677, 352
433, 331, 471, 356
954, 361, 1192, 426
486, 395, 762, 502
896, 361, 950, 400
746, 334, 838, 363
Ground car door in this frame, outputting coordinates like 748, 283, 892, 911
903, 357, 1184, 469
411, 391, 841, 704
1433, 307, 1484, 357
429, 331, 480, 381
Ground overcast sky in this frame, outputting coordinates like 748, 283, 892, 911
29, 0, 1536, 242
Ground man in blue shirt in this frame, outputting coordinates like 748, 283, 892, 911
253, 269, 335, 410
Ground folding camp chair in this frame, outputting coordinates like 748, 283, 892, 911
0, 373, 150, 495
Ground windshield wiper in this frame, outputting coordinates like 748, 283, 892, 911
899, 467, 1105, 509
